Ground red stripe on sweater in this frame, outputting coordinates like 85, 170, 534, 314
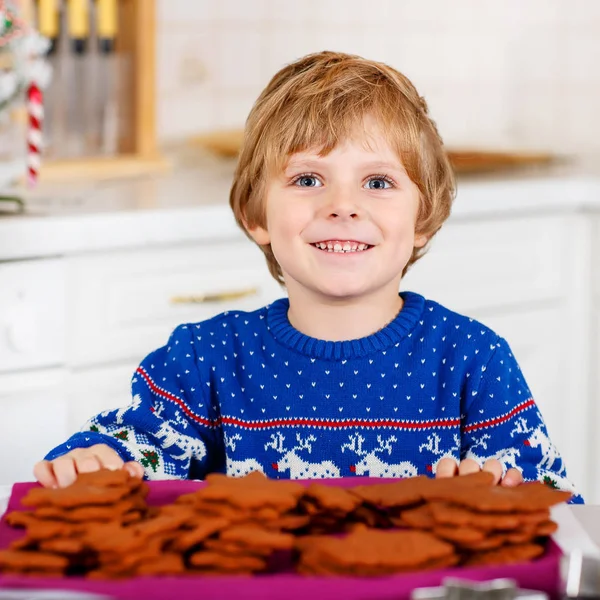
137, 367, 467, 431
220, 416, 460, 430
136, 367, 220, 428
463, 399, 535, 433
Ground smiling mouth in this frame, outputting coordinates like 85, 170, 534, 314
310, 240, 373, 253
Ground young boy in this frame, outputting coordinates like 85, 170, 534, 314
35, 51, 582, 502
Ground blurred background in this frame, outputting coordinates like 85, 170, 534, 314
0, 0, 599, 502
157, 0, 600, 157
2, 0, 599, 186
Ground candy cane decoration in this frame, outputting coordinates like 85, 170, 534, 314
27, 82, 43, 187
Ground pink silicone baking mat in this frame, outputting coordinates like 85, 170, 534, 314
0, 478, 563, 600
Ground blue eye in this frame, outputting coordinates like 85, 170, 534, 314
294, 175, 322, 187
365, 177, 392, 190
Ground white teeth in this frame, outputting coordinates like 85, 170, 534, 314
313, 241, 370, 253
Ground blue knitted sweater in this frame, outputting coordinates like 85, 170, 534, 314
46, 292, 582, 502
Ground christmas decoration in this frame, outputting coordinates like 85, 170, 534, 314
26, 80, 42, 185
0, 0, 24, 51
0, 0, 51, 205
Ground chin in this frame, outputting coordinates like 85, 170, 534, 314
311, 282, 373, 301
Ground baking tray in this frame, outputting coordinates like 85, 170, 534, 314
0, 479, 563, 600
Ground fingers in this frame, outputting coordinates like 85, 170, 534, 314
436, 458, 481, 478
50, 456, 79, 488
76, 454, 104, 475
33, 460, 59, 489
435, 457, 520, 489
435, 458, 458, 478
34, 445, 141, 488
482, 459, 504, 485
501, 468, 524, 487
436, 457, 503, 484
88, 445, 125, 471
457, 458, 481, 477
124, 461, 145, 479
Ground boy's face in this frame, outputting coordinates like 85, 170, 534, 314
248, 127, 427, 305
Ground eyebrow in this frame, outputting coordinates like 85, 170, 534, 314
285, 159, 406, 174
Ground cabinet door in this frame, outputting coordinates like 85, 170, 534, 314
470, 306, 589, 499
0, 369, 68, 485
592, 216, 600, 504
67, 240, 284, 367
402, 215, 566, 312
0, 259, 66, 373
67, 362, 138, 434
593, 309, 600, 505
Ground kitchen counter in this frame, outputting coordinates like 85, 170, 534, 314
1, 151, 600, 262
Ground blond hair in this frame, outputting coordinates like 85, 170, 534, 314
230, 51, 455, 285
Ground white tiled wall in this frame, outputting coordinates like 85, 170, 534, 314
157, 0, 600, 154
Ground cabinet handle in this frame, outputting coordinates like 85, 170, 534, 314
170, 287, 259, 305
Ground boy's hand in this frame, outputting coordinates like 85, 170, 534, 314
436, 458, 523, 487
33, 444, 145, 488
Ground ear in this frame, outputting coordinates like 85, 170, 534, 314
246, 222, 271, 246
414, 232, 429, 249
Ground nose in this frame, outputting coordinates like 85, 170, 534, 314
322, 188, 361, 220
329, 207, 359, 220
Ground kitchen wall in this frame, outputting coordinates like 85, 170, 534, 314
156, 0, 600, 155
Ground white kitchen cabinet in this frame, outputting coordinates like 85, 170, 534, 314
402, 214, 567, 311
66, 240, 283, 368
592, 308, 600, 505
67, 362, 139, 434
402, 213, 590, 497
0, 369, 68, 485
0, 259, 66, 373
471, 308, 565, 438
0, 239, 283, 485
403, 215, 569, 437
471, 306, 585, 492
591, 216, 600, 504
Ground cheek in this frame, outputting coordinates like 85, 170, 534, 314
383, 207, 418, 240
269, 203, 309, 240
264, 211, 297, 261
266, 210, 289, 245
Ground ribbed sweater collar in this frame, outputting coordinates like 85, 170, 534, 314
266, 291, 425, 360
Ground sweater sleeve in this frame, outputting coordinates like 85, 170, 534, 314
44, 324, 223, 480
461, 337, 583, 503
